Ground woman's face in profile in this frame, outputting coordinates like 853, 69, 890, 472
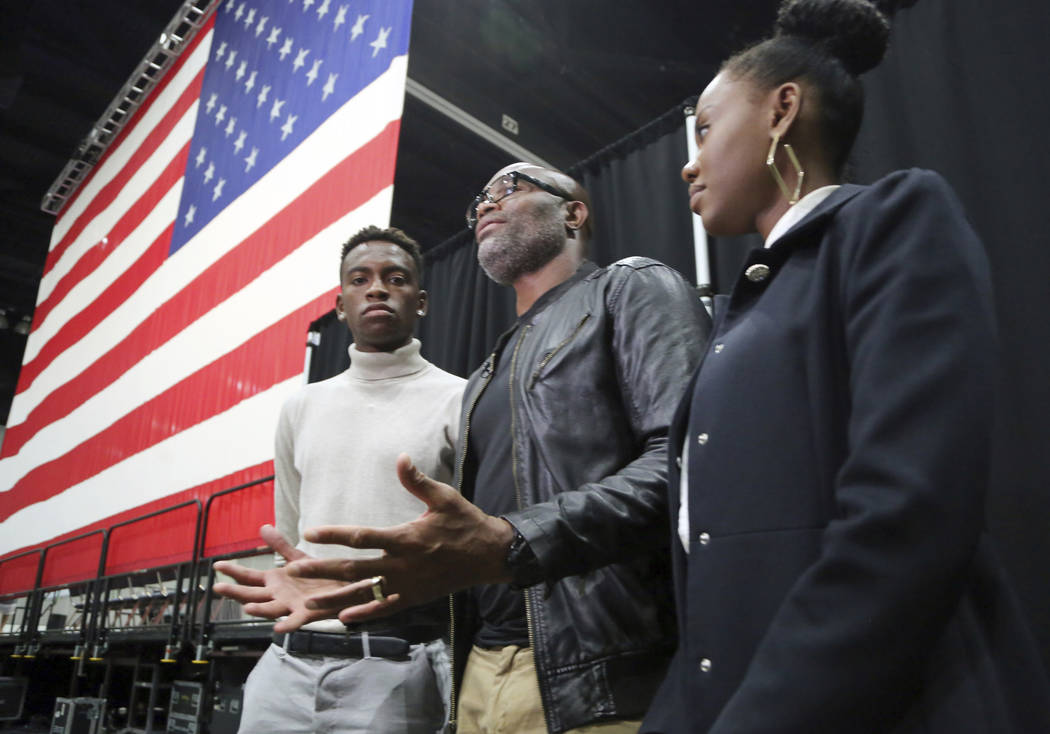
682, 73, 774, 237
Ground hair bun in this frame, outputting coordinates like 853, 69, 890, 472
775, 0, 890, 75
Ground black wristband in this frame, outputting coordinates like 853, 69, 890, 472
505, 526, 544, 589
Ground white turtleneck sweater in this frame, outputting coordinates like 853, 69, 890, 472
274, 338, 465, 563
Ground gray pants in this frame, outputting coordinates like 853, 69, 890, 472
238, 639, 449, 734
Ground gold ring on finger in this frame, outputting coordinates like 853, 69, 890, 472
369, 575, 387, 603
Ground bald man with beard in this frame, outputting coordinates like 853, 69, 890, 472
444, 163, 709, 732
217, 163, 710, 733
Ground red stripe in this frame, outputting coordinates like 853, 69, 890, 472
5, 121, 399, 457
40, 64, 205, 293
0, 460, 273, 592
1, 292, 331, 524
46, 13, 214, 230
12, 145, 188, 403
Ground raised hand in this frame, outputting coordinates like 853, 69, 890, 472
213, 524, 355, 632
286, 453, 516, 624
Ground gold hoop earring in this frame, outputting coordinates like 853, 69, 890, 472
766, 133, 804, 205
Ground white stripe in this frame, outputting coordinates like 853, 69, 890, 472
0, 188, 391, 493
0, 376, 300, 556
46, 29, 213, 251
9, 55, 408, 429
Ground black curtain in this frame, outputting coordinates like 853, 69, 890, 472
416, 230, 515, 377
568, 104, 697, 281
306, 310, 351, 382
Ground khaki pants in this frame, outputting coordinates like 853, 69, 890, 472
457, 645, 641, 734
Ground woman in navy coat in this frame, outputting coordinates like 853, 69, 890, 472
643, 1, 1050, 732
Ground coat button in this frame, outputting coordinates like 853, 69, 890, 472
745, 263, 771, 282
697, 432, 709, 445
699, 658, 712, 673
698, 531, 710, 545
713, 343, 724, 353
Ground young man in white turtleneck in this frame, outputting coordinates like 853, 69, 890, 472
236, 225, 465, 734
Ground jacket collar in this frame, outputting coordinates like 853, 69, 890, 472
518, 260, 598, 324
473, 260, 598, 382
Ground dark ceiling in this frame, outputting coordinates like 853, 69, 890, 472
0, 0, 912, 424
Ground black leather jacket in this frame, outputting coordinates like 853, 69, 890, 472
451, 258, 710, 733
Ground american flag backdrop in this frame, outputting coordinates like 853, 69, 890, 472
0, 0, 414, 560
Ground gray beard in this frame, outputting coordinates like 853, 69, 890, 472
477, 217, 565, 286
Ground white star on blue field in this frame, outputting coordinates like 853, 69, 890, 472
173, 0, 412, 255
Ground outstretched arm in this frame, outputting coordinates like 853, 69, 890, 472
284, 453, 515, 624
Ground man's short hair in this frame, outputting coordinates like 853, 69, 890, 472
339, 225, 424, 283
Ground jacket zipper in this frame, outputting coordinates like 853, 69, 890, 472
446, 593, 457, 730
447, 352, 496, 731
527, 314, 591, 389
508, 326, 550, 728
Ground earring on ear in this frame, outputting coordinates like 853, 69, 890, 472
416, 309, 425, 316
336, 312, 345, 321
766, 133, 804, 205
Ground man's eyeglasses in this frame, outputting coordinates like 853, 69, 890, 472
465, 171, 570, 229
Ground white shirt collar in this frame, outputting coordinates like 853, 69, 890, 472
764, 185, 841, 248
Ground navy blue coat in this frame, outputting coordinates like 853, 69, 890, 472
642, 170, 1050, 733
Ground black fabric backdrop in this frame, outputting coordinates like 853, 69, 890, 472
308, 0, 1049, 666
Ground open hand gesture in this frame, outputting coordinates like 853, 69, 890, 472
212, 525, 356, 632
285, 453, 516, 624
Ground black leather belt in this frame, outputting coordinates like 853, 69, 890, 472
272, 627, 439, 659
347, 623, 442, 645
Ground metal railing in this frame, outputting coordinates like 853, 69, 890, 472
0, 475, 274, 666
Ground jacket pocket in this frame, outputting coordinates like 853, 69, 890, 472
528, 314, 591, 389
